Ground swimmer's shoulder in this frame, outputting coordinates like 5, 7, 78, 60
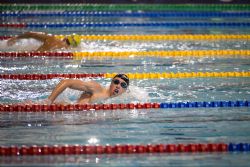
85, 81, 104, 91
87, 80, 102, 87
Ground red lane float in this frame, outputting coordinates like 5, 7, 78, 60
0, 103, 161, 112
0, 23, 26, 28
0, 73, 105, 80
0, 143, 229, 156
0, 52, 73, 58
0, 36, 11, 40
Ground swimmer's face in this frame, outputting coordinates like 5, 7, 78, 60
109, 77, 128, 97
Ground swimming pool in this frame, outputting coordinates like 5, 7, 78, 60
0, 3, 250, 166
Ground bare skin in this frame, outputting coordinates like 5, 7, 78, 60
7, 32, 69, 51
46, 77, 127, 105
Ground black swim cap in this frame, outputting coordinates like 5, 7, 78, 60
113, 74, 129, 86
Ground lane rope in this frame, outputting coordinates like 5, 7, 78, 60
1, 22, 250, 28
56, 34, 250, 41
0, 143, 249, 156
73, 50, 250, 59
2, 11, 250, 18
2, 34, 250, 41
1, 72, 250, 80
1, 4, 249, 11
0, 100, 249, 112
1, 50, 250, 59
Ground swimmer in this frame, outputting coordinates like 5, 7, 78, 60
7, 31, 81, 51
43, 74, 129, 105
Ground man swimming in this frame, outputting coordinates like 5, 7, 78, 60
44, 74, 129, 105
7, 31, 81, 51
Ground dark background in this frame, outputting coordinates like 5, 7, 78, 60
1, 0, 249, 4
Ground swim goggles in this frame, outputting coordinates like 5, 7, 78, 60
113, 74, 129, 86
112, 79, 128, 89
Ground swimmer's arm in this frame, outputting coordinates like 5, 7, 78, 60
48, 79, 101, 104
8, 32, 51, 45
17, 32, 51, 41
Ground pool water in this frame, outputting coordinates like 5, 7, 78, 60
0, 5, 250, 167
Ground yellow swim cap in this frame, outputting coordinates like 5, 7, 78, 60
66, 34, 81, 47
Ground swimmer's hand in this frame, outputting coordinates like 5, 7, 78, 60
7, 37, 18, 46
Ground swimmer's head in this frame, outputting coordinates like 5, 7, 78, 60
109, 74, 129, 97
64, 34, 81, 47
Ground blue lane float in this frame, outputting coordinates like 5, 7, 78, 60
229, 143, 250, 152
1, 11, 250, 18
23, 22, 250, 28
160, 100, 250, 109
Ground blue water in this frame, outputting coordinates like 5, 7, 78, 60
0, 6, 250, 167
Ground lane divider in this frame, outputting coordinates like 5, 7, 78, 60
74, 50, 250, 59
2, 11, 250, 18
1, 50, 250, 59
0, 100, 249, 112
0, 73, 104, 80
106, 72, 250, 79
1, 4, 249, 11
1, 22, 250, 28
1, 72, 249, 80
55, 34, 250, 41
0, 143, 249, 156
0, 23, 26, 28
2, 34, 250, 41
1, 34, 250, 41
0, 52, 73, 58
